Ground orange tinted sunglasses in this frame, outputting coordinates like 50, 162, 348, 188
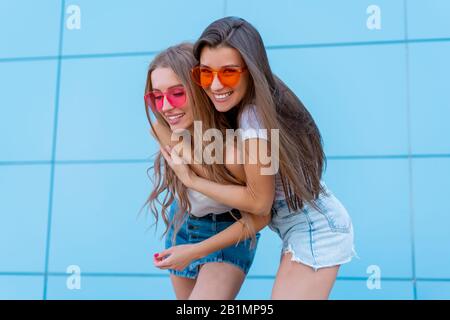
191, 65, 247, 88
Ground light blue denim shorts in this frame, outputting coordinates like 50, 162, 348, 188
165, 203, 260, 279
269, 183, 356, 271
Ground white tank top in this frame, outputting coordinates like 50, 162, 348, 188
188, 188, 234, 217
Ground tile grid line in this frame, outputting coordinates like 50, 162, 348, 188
42, 0, 66, 300
2, 271, 450, 283
403, 0, 418, 301
1, 37, 450, 64
1, 154, 450, 167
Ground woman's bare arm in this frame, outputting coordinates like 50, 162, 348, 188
161, 138, 276, 216
195, 212, 270, 258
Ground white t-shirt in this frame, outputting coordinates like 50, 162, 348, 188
238, 105, 286, 200
188, 188, 234, 217
188, 104, 285, 217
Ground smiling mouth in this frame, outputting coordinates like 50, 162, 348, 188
165, 113, 185, 124
213, 91, 233, 102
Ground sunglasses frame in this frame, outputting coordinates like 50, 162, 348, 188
191, 65, 247, 88
144, 86, 187, 112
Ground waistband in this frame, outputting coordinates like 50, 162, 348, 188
188, 208, 242, 222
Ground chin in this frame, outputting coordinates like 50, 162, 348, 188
169, 122, 190, 132
213, 101, 236, 113
169, 124, 183, 131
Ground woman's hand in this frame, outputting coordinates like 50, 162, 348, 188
160, 145, 197, 188
154, 244, 201, 271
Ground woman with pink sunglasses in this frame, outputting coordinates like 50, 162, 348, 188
144, 43, 270, 299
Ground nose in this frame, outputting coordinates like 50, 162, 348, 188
210, 73, 224, 92
161, 96, 173, 112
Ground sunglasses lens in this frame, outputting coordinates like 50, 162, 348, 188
199, 68, 214, 87
166, 88, 187, 108
149, 92, 164, 111
145, 93, 157, 112
144, 94, 152, 108
218, 68, 241, 87
192, 67, 213, 88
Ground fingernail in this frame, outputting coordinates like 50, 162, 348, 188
154, 253, 159, 258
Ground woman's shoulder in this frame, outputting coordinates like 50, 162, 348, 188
239, 104, 264, 130
239, 103, 258, 117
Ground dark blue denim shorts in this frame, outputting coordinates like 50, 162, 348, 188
165, 203, 260, 279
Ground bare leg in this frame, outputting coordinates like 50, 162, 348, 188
169, 274, 196, 300
189, 262, 246, 300
271, 252, 339, 300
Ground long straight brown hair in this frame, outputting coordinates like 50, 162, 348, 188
194, 17, 326, 212
143, 43, 255, 243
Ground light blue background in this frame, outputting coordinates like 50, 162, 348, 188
1, 0, 449, 300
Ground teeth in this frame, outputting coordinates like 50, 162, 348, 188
167, 114, 184, 120
214, 91, 233, 99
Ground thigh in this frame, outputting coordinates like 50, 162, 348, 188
170, 274, 196, 300
271, 252, 339, 300
189, 262, 246, 300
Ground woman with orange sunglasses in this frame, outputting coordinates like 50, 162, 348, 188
144, 43, 270, 299
155, 17, 356, 299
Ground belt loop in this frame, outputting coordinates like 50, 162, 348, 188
212, 214, 216, 222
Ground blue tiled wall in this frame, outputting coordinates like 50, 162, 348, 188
1, 0, 449, 299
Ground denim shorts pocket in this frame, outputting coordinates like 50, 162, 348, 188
317, 195, 352, 233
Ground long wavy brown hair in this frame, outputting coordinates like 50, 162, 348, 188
143, 43, 256, 244
194, 17, 326, 212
